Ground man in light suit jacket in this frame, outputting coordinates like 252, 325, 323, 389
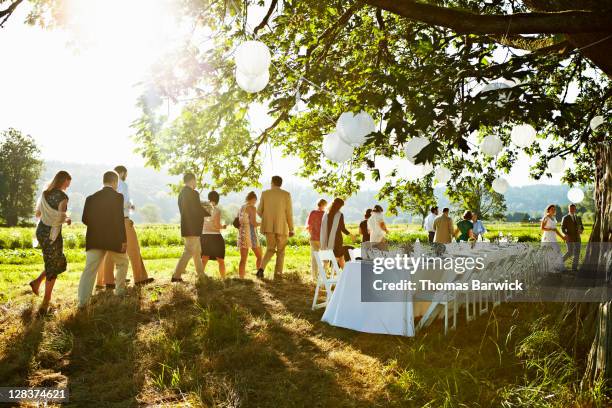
433, 208, 454, 244
561, 203, 584, 272
256, 176, 294, 279
78, 171, 128, 308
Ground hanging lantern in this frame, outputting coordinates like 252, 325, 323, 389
510, 124, 536, 148
235, 68, 269, 93
492, 177, 509, 194
404, 136, 429, 163
322, 132, 353, 163
234, 40, 271, 76
434, 166, 452, 185
567, 187, 585, 203
480, 135, 503, 156
590, 115, 605, 131
548, 156, 565, 174
336, 112, 361, 146
354, 111, 376, 143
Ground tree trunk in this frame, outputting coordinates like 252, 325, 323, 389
581, 143, 612, 389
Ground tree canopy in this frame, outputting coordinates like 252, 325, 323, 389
0, 128, 43, 226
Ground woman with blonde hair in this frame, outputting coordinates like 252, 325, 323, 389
29, 170, 72, 314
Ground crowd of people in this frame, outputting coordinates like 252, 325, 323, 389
27, 169, 585, 314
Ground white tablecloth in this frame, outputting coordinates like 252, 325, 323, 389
321, 262, 415, 336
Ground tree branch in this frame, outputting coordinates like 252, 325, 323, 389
487, 34, 572, 53
363, 0, 612, 34
253, 0, 278, 34
0, 0, 23, 28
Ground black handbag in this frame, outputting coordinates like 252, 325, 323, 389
232, 215, 240, 228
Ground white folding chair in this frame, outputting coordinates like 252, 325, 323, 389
311, 250, 342, 310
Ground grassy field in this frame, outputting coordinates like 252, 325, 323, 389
0, 224, 606, 407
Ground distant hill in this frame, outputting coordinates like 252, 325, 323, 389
39, 161, 581, 225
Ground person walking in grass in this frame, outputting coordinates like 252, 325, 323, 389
455, 210, 476, 242
256, 176, 294, 280
306, 198, 327, 280
237, 191, 262, 279
561, 203, 583, 273
173, 173, 208, 283
200, 191, 227, 279
433, 207, 454, 244
359, 208, 372, 243
29, 170, 72, 315
423, 206, 438, 243
77, 171, 128, 308
320, 198, 352, 269
367, 205, 388, 244
541, 204, 567, 273
96, 165, 153, 289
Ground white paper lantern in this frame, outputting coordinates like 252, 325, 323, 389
590, 115, 605, 131
354, 111, 376, 142
480, 82, 511, 94
322, 132, 353, 163
235, 69, 269, 93
234, 40, 271, 76
492, 177, 509, 194
336, 112, 362, 145
511, 124, 536, 148
404, 136, 429, 163
480, 135, 503, 156
548, 156, 565, 173
434, 166, 452, 185
567, 187, 585, 203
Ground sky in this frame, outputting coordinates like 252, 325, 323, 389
0, 1, 565, 189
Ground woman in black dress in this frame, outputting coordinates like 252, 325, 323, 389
29, 171, 72, 313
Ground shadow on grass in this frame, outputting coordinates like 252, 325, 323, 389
0, 305, 46, 386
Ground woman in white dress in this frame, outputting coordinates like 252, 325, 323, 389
540, 204, 566, 272
367, 205, 389, 244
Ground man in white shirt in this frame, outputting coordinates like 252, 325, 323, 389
96, 166, 154, 287
423, 206, 438, 243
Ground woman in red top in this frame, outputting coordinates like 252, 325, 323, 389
306, 199, 327, 279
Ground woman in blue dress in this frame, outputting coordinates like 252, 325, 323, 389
29, 171, 72, 314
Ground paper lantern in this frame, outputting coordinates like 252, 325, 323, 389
548, 156, 565, 173
480, 135, 503, 156
492, 177, 509, 194
336, 112, 361, 145
234, 40, 271, 76
354, 111, 376, 141
404, 136, 429, 163
434, 166, 451, 185
567, 187, 584, 203
511, 124, 536, 148
336, 111, 375, 146
480, 82, 511, 93
590, 115, 604, 131
322, 132, 353, 163
235, 69, 269, 93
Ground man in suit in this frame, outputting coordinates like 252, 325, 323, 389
561, 203, 584, 272
172, 173, 207, 282
78, 171, 128, 308
96, 165, 153, 289
256, 176, 294, 279
433, 207, 454, 244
